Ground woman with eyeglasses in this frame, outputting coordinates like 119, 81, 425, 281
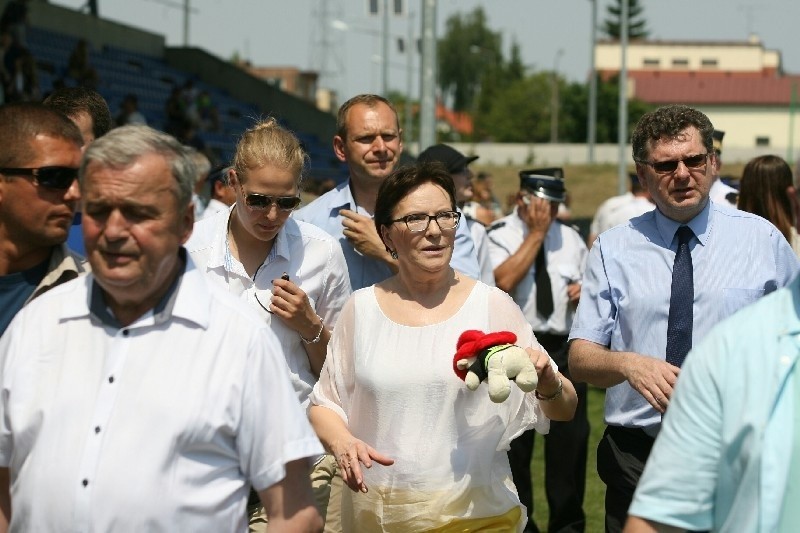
185, 118, 352, 531
308, 163, 577, 532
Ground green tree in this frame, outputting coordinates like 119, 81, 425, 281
437, 7, 503, 112
559, 76, 651, 143
474, 73, 553, 142
602, 0, 648, 40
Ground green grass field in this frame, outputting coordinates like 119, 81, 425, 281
529, 386, 607, 532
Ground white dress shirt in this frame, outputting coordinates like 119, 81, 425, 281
709, 178, 739, 208
589, 192, 633, 237
0, 255, 323, 532
187, 210, 352, 405
487, 213, 588, 335
599, 195, 654, 236
201, 198, 231, 219
466, 216, 496, 286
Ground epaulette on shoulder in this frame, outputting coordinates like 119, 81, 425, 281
486, 221, 506, 233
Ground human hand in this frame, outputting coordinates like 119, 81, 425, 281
624, 353, 680, 413
566, 282, 581, 305
526, 347, 561, 396
340, 209, 391, 262
519, 195, 554, 235
332, 438, 394, 493
270, 275, 321, 340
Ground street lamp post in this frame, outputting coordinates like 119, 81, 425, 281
550, 49, 564, 144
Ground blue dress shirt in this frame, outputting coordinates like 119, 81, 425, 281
294, 180, 481, 290
569, 200, 800, 431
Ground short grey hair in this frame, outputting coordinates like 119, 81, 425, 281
80, 125, 196, 210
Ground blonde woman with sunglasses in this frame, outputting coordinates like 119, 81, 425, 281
185, 118, 352, 532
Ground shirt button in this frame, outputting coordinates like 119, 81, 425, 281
781, 355, 791, 365
122, 330, 129, 337
82, 479, 89, 487
94, 426, 101, 434
108, 376, 115, 384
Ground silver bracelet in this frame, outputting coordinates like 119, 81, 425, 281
534, 378, 563, 401
300, 316, 325, 344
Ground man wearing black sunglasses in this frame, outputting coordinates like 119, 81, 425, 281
44, 86, 113, 257
568, 104, 800, 532
0, 102, 86, 337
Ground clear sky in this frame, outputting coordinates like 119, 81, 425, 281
50, 0, 800, 102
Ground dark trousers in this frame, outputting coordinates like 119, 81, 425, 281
509, 333, 589, 533
596, 426, 654, 533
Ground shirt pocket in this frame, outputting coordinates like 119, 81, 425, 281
722, 288, 765, 317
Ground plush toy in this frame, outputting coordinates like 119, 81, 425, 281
453, 330, 538, 403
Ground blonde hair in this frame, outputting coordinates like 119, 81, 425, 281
232, 117, 307, 184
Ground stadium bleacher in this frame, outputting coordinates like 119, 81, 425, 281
27, 25, 348, 184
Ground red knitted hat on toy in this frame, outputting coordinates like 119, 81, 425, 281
453, 330, 518, 380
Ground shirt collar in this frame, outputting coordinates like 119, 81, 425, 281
323, 180, 372, 217
654, 199, 711, 247
66, 248, 211, 330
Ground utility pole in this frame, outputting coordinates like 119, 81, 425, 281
382, 0, 390, 95
419, 0, 436, 150
617, 0, 629, 195
587, 0, 597, 163
550, 49, 564, 144
183, 0, 190, 46
404, 11, 415, 145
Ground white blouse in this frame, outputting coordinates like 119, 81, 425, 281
310, 281, 554, 532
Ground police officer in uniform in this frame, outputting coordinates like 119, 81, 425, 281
488, 168, 589, 532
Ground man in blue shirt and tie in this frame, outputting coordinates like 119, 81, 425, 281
568, 104, 800, 532
294, 94, 479, 290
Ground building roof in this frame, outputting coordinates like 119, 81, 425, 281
598, 38, 767, 48
436, 103, 474, 136
630, 72, 800, 105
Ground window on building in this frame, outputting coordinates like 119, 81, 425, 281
672, 58, 689, 68
701, 58, 718, 68
755, 136, 770, 147
643, 58, 660, 68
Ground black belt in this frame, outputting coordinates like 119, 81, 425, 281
533, 332, 568, 344
605, 425, 655, 443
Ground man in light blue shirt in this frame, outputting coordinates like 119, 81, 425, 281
626, 274, 800, 532
568, 104, 800, 532
294, 94, 479, 290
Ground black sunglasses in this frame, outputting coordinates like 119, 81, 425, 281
0, 166, 79, 189
637, 153, 709, 174
243, 192, 302, 212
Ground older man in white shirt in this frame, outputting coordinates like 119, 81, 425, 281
0, 125, 323, 532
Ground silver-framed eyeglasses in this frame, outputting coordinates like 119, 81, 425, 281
636, 153, 709, 174
391, 211, 461, 232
